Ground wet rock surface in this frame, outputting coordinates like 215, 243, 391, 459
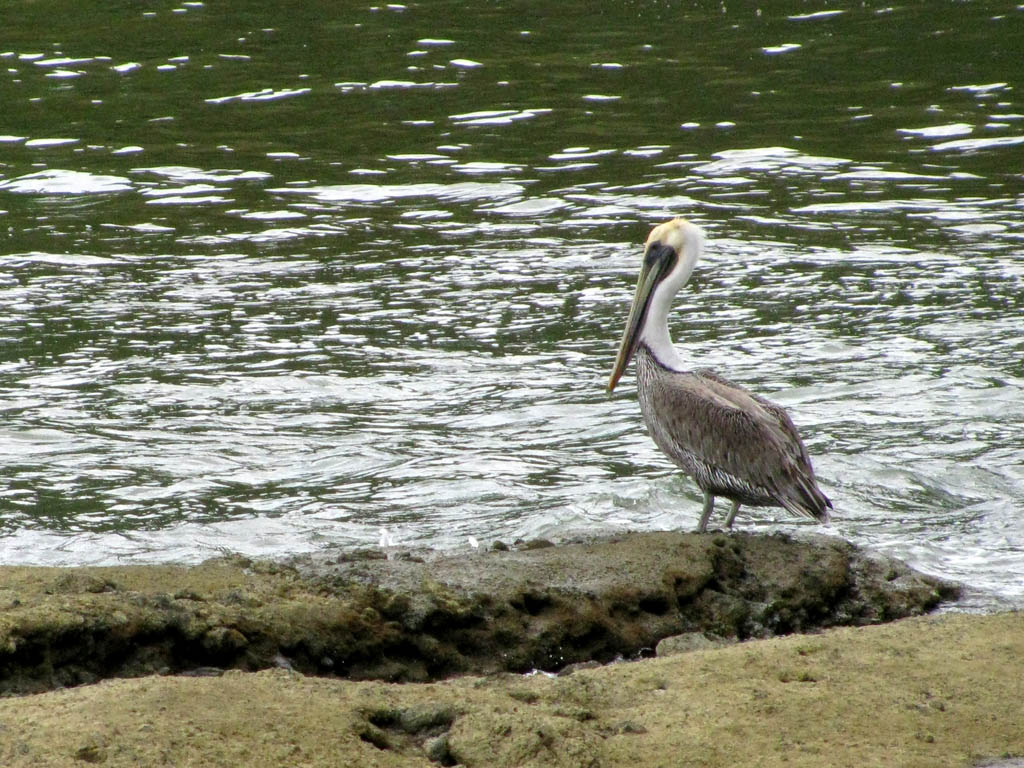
0, 531, 957, 694
292, 530, 957, 676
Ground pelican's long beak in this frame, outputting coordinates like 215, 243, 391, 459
608, 243, 675, 392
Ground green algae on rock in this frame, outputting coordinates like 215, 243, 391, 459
0, 532, 956, 694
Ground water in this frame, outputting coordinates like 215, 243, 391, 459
1, 1, 1022, 608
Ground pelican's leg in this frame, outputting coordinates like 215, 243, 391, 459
724, 500, 741, 529
697, 491, 715, 533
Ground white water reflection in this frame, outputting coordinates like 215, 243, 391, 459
932, 135, 1024, 152
897, 123, 973, 139
0, 169, 132, 194
23, 138, 80, 148
271, 182, 524, 204
449, 108, 552, 125
205, 87, 312, 104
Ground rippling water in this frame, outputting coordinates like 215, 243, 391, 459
1, 1, 1022, 607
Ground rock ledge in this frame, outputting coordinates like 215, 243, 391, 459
0, 531, 956, 694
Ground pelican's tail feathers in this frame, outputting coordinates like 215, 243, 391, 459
779, 474, 832, 523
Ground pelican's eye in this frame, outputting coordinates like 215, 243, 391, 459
644, 242, 678, 276
644, 241, 662, 267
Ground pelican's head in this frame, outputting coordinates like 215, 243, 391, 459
608, 218, 704, 391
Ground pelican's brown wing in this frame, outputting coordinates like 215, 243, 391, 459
695, 369, 832, 517
641, 369, 830, 519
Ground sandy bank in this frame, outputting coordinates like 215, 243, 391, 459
0, 611, 1020, 767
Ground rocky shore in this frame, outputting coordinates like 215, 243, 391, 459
1, 531, 1020, 766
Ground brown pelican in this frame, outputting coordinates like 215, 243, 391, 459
608, 218, 831, 532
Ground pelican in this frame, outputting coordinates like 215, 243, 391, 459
608, 218, 831, 532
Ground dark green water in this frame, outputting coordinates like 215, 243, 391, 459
1, 0, 1022, 606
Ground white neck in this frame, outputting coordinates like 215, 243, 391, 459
639, 305, 686, 371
